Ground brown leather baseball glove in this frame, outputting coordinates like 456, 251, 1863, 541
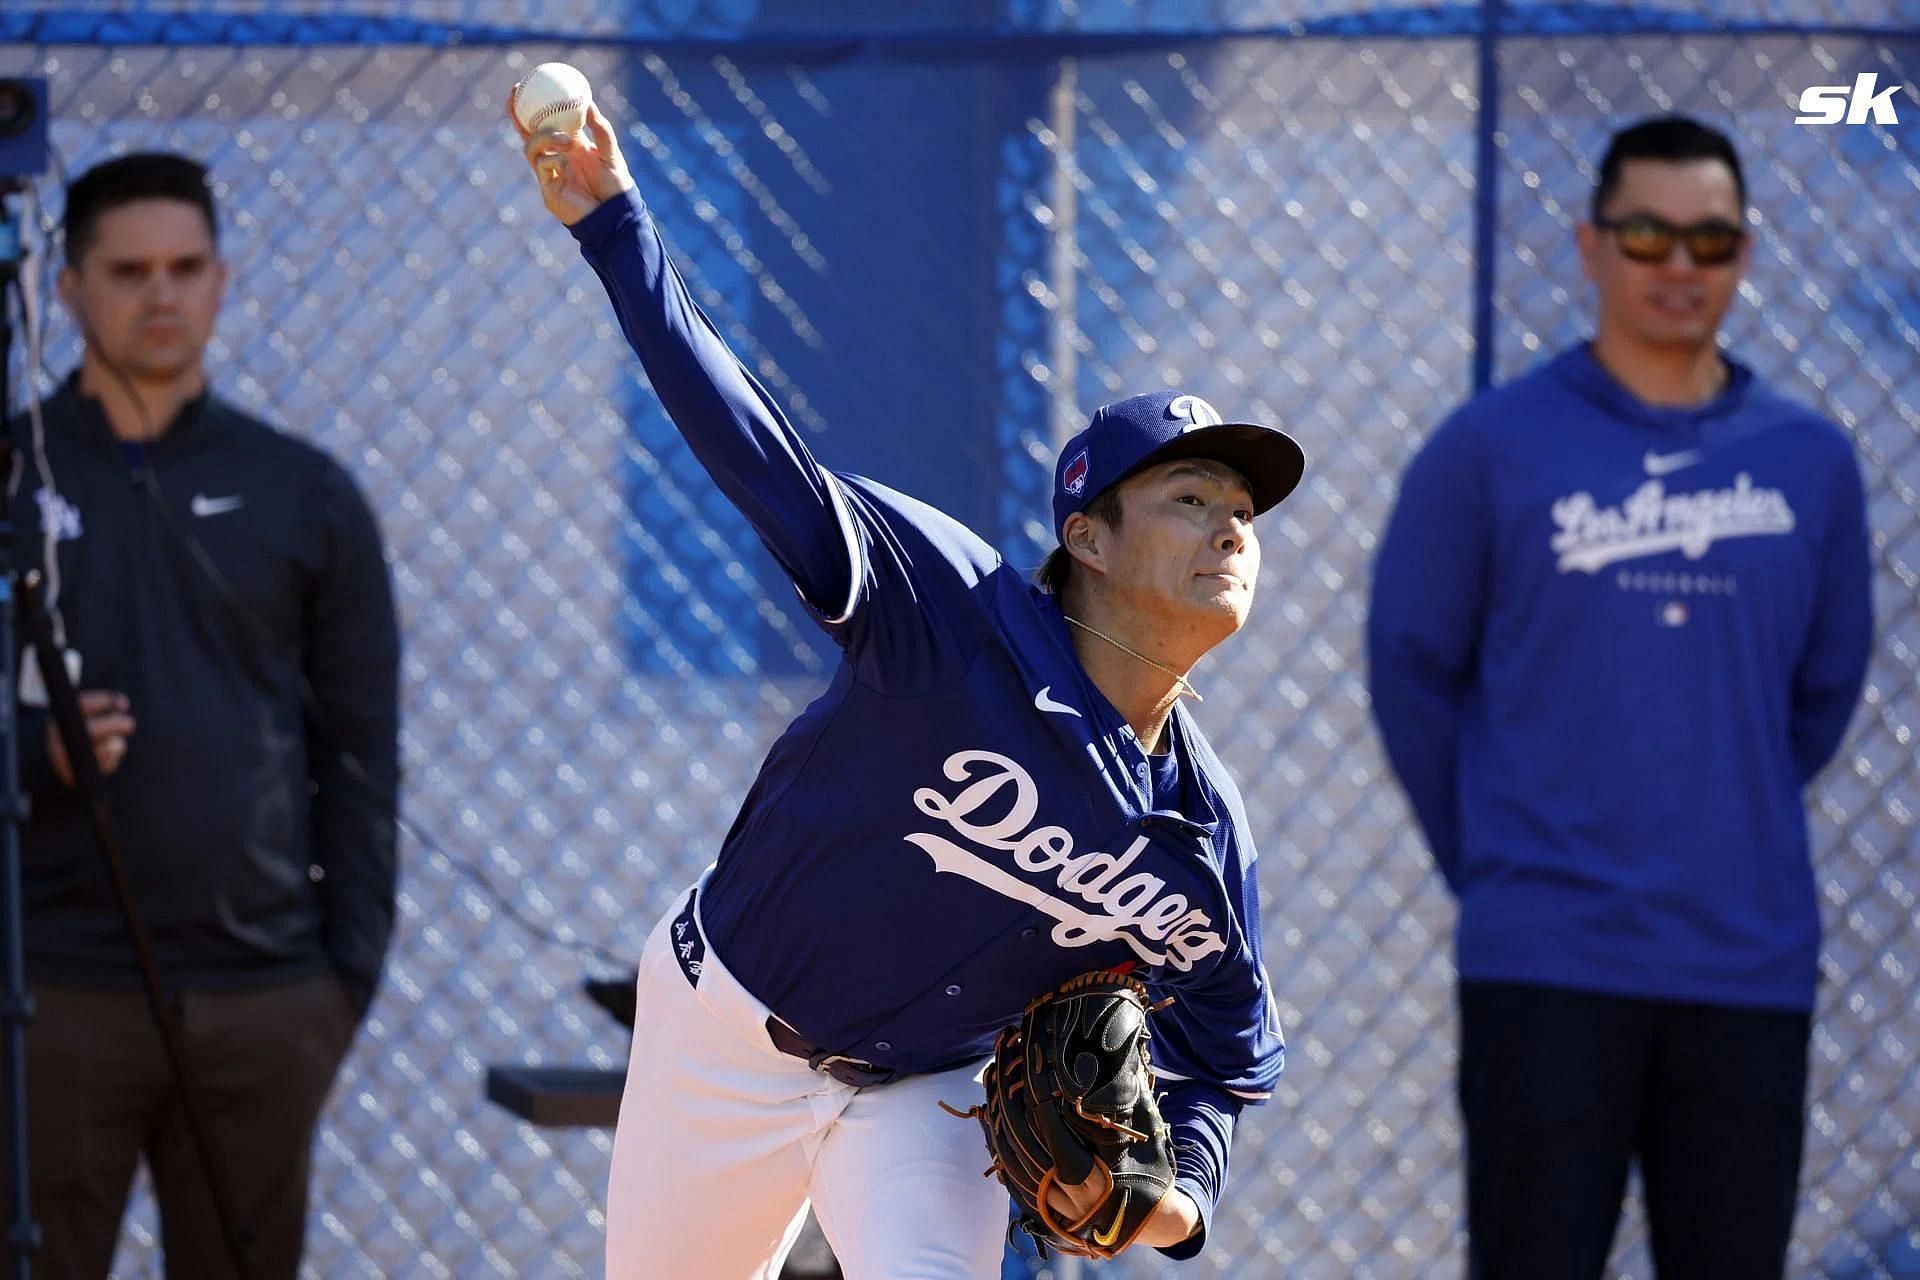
945, 969, 1177, 1259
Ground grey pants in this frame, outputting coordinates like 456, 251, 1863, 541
4, 974, 359, 1279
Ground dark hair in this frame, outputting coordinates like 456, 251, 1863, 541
1592, 116, 1745, 223
1036, 486, 1125, 595
64, 152, 218, 266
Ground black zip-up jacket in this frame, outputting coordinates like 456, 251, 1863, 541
10, 376, 400, 1013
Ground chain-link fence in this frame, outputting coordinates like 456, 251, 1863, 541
1, 3, 1915, 1277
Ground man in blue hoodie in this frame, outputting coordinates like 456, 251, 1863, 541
1369, 117, 1873, 1278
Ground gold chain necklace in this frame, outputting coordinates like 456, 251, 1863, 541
1063, 616, 1204, 703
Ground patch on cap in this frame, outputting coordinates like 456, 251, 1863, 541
1061, 448, 1090, 497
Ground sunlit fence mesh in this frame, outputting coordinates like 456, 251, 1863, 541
1, 4, 1915, 1277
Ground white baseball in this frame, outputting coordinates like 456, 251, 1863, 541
514, 61, 593, 135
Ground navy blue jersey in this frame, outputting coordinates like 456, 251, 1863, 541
572, 191, 1283, 1244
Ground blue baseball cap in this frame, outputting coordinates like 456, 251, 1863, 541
1051, 390, 1306, 537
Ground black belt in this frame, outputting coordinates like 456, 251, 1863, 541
669, 889, 897, 1089
764, 1017, 899, 1089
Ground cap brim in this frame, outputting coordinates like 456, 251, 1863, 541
1118, 423, 1307, 516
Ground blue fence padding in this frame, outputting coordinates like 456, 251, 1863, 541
1473, 0, 1504, 391
11, 5, 1913, 47
607, 56, 1049, 673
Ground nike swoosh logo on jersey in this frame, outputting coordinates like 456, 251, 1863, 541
1642, 449, 1702, 477
190, 494, 245, 517
1034, 686, 1082, 718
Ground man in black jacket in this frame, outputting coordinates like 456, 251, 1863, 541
3, 152, 401, 1279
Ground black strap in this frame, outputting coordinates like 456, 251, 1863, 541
20, 574, 255, 1277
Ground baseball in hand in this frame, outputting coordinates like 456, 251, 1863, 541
513, 62, 593, 135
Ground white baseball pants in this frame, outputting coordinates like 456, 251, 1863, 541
604, 877, 1007, 1279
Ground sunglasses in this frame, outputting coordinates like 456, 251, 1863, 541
1594, 214, 1746, 267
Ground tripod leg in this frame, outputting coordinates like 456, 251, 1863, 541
17, 576, 257, 1278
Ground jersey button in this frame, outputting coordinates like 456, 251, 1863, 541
874, 1041, 892, 1053
944, 985, 962, 996
1021, 928, 1038, 940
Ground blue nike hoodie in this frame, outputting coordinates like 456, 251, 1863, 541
1368, 346, 1872, 1012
